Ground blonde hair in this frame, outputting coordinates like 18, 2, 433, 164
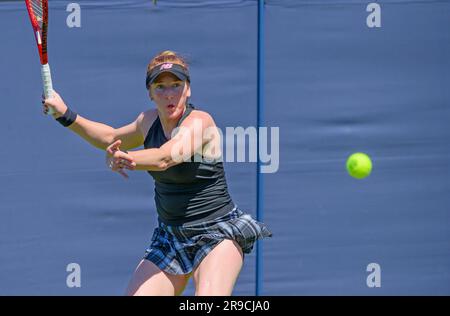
147, 50, 189, 74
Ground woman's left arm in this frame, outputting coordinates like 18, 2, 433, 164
128, 111, 215, 171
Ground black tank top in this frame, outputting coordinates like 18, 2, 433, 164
144, 104, 234, 225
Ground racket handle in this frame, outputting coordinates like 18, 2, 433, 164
41, 63, 55, 116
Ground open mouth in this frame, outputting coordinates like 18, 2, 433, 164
167, 104, 175, 109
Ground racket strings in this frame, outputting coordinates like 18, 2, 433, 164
30, 0, 44, 25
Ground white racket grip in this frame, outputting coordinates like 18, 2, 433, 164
41, 63, 55, 116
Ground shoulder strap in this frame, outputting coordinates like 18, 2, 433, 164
176, 103, 195, 128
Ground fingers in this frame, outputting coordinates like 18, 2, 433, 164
112, 164, 130, 179
117, 169, 129, 179
42, 93, 53, 104
105, 141, 135, 178
106, 155, 135, 181
41, 90, 61, 109
119, 158, 136, 170
42, 95, 48, 114
41, 94, 53, 116
112, 157, 135, 170
111, 150, 135, 167
116, 151, 135, 164
106, 139, 122, 155
108, 160, 129, 179
112, 139, 122, 148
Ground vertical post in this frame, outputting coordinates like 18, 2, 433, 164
256, 0, 265, 297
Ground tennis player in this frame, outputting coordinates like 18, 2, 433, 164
42, 51, 272, 296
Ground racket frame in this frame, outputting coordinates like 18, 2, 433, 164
25, 0, 54, 114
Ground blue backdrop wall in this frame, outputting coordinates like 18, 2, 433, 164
0, 0, 449, 295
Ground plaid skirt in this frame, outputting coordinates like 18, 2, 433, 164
143, 206, 272, 275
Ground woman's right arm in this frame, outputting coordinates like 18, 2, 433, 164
43, 90, 149, 151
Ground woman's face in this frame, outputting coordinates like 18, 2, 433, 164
149, 72, 191, 120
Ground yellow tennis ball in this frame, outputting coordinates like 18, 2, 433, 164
346, 152, 372, 179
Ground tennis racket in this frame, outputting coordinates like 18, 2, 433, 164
25, 0, 54, 115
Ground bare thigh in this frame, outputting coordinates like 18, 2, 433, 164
126, 259, 191, 296
193, 239, 244, 296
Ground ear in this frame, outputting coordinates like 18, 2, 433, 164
148, 89, 154, 100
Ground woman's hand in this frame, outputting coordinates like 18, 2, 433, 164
42, 90, 68, 119
106, 140, 136, 179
